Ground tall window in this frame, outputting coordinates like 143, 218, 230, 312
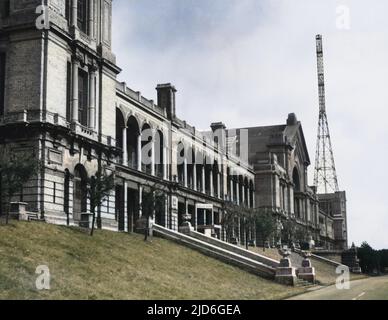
0, 53, 5, 116
65, 0, 71, 23
78, 69, 89, 126
77, 0, 88, 33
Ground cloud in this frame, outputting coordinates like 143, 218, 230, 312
112, 0, 388, 249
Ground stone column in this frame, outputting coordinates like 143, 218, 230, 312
123, 181, 128, 232
184, 158, 188, 188
242, 184, 245, 205
217, 173, 221, 199
247, 187, 251, 208
71, 0, 77, 27
88, 0, 94, 37
137, 134, 142, 171
201, 166, 205, 193
122, 126, 128, 166
163, 147, 167, 180
210, 169, 214, 197
193, 164, 197, 191
151, 137, 156, 176
236, 181, 240, 205
88, 69, 96, 129
230, 178, 234, 202
71, 59, 79, 123
138, 185, 143, 218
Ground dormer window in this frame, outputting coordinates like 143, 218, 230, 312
77, 0, 88, 34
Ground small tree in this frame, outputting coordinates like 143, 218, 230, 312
241, 206, 256, 250
222, 201, 240, 243
0, 148, 39, 224
282, 219, 297, 245
141, 184, 166, 241
254, 208, 277, 251
89, 167, 115, 236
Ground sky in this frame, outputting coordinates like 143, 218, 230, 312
112, 0, 388, 249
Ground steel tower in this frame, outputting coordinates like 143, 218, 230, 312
314, 35, 339, 194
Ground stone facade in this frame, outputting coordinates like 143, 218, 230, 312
0, 0, 255, 243
229, 114, 336, 249
0, 1, 347, 250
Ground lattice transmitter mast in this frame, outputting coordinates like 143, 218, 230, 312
314, 35, 339, 194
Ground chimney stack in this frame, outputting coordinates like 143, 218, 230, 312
156, 83, 177, 120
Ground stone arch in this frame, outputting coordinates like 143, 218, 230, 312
127, 115, 140, 169
141, 122, 153, 174
154, 129, 165, 178
116, 107, 126, 151
292, 166, 301, 192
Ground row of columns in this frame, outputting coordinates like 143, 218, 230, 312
229, 178, 254, 207
121, 128, 168, 180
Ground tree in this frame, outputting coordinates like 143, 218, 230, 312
254, 208, 277, 251
241, 206, 256, 250
282, 219, 297, 245
221, 201, 240, 243
141, 183, 166, 241
0, 148, 39, 224
358, 242, 379, 274
89, 167, 115, 236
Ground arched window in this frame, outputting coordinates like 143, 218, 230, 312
292, 167, 301, 191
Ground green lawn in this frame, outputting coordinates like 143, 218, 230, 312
0, 221, 305, 300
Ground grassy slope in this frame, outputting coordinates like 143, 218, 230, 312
0, 222, 305, 300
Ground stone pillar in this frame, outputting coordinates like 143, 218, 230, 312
201, 166, 205, 193
217, 173, 221, 199
137, 134, 142, 171
88, 0, 94, 37
151, 138, 155, 176
242, 184, 245, 205
275, 250, 297, 286
230, 179, 234, 202
163, 147, 167, 180
71, 0, 77, 27
123, 181, 128, 232
247, 187, 251, 208
138, 185, 143, 217
210, 169, 214, 197
122, 126, 128, 166
88, 69, 96, 129
71, 60, 79, 123
184, 158, 188, 188
193, 164, 197, 191
236, 181, 240, 205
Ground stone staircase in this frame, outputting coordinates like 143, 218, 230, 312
153, 224, 277, 279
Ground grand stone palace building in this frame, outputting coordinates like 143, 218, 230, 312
0, 0, 346, 249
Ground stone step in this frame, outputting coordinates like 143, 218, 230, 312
295, 279, 315, 287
